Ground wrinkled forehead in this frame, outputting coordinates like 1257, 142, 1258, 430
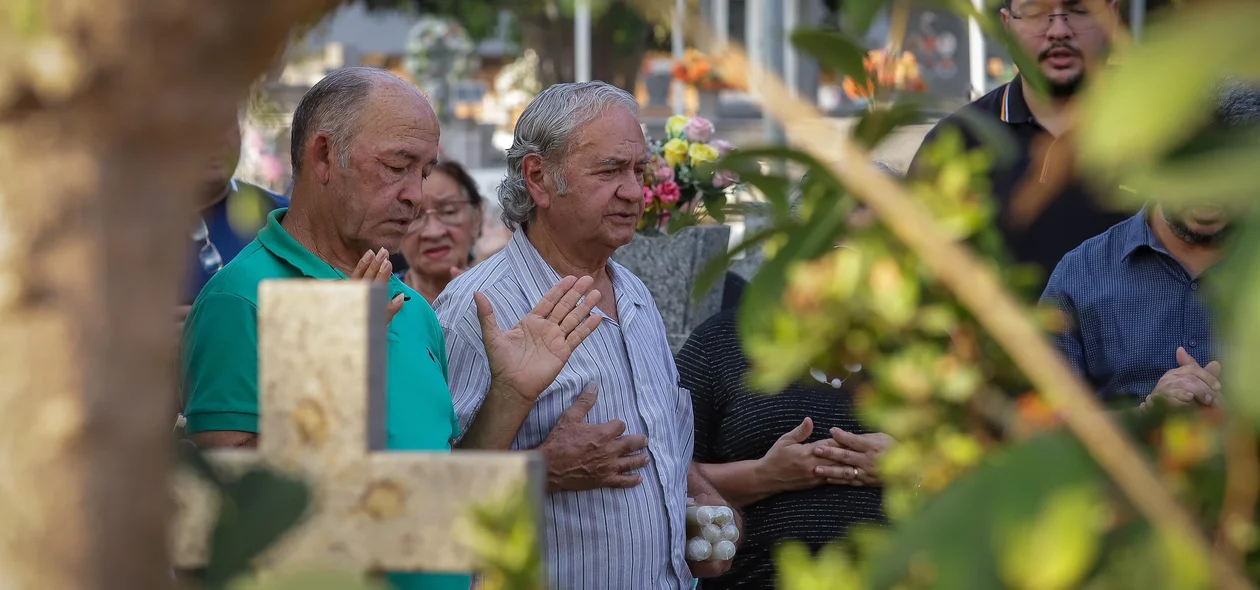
571, 108, 648, 163
359, 84, 438, 139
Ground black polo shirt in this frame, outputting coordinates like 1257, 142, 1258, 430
910, 79, 1131, 291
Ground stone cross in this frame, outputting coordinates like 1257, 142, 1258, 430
171, 280, 544, 574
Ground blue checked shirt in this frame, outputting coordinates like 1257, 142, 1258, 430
1040, 209, 1218, 405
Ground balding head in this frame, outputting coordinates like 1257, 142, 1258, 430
285, 67, 441, 274
290, 67, 430, 175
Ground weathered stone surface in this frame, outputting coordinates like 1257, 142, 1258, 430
171, 280, 544, 573
613, 225, 731, 353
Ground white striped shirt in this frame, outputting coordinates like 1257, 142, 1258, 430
434, 229, 694, 589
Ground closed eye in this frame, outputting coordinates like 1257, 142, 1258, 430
387, 165, 407, 175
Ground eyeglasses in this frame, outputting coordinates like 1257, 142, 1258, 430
191, 219, 223, 275
408, 201, 472, 231
1008, 6, 1101, 35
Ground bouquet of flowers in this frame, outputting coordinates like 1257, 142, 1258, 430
639, 115, 739, 234
842, 48, 928, 101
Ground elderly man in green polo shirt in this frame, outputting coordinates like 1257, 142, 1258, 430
180, 67, 604, 590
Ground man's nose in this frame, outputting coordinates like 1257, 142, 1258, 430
1045, 14, 1075, 39
399, 174, 425, 211
616, 176, 643, 201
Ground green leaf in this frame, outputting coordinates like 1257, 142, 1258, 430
665, 208, 700, 233
738, 188, 853, 390
178, 441, 225, 489
867, 432, 1107, 590
205, 469, 311, 588
9, 0, 43, 38
920, 107, 1021, 174
693, 225, 784, 301
702, 191, 728, 224
1209, 205, 1260, 427
1076, 0, 1260, 177
931, 0, 1048, 96
791, 28, 870, 86
854, 100, 925, 149
1113, 130, 1260, 205
842, 0, 887, 35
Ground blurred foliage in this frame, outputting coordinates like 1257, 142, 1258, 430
457, 488, 546, 590
685, 0, 1260, 588
178, 444, 312, 589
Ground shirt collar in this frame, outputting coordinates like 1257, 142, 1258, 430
504, 229, 645, 320
1120, 206, 1165, 261
257, 208, 413, 300
999, 78, 1036, 125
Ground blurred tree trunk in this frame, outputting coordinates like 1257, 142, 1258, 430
520, 2, 650, 90
0, 1, 334, 587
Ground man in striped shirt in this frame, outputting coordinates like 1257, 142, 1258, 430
435, 81, 738, 588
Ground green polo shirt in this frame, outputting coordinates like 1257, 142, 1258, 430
180, 209, 470, 590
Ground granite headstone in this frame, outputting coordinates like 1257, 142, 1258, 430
612, 225, 731, 353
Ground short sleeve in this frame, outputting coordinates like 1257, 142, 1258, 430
676, 320, 721, 464
180, 293, 260, 434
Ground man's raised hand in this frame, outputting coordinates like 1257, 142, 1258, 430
478, 275, 603, 403
350, 248, 404, 324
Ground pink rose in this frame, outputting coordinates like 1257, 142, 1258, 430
683, 117, 715, 143
642, 185, 656, 208
712, 170, 738, 188
712, 139, 736, 156
656, 166, 675, 182
657, 180, 682, 205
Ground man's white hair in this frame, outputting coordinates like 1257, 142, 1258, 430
498, 81, 639, 231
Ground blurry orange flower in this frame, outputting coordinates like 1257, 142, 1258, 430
843, 49, 927, 101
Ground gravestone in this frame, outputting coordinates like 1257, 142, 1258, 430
171, 281, 544, 574
612, 225, 731, 353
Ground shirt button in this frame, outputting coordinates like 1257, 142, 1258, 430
1191, 282, 1199, 291
1189, 339, 1198, 348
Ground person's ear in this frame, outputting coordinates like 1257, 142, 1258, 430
522, 154, 553, 210
308, 131, 337, 184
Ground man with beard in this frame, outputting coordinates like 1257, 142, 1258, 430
1041, 83, 1260, 407
909, 0, 1128, 291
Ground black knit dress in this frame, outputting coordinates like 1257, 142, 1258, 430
677, 309, 886, 589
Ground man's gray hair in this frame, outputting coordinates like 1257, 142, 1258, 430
1215, 80, 1260, 127
290, 67, 413, 173
499, 81, 640, 230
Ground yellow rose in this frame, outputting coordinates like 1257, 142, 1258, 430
665, 115, 690, 139
688, 142, 720, 167
662, 138, 690, 168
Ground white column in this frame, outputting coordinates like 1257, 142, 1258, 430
1130, 0, 1146, 41
713, 0, 730, 50
967, 0, 987, 99
575, 0, 592, 82
745, 0, 763, 96
671, 0, 686, 113
782, 0, 799, 98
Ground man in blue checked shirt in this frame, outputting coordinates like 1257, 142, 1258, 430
1041, 82, 1259, 408
180, 113, 288, 311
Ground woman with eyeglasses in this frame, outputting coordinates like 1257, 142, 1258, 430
399, 159, 484, 304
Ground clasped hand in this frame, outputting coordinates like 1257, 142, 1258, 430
759, 417, 894, 488
1143, 346, 1221, 410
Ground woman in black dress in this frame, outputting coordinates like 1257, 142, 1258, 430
678, 308, 893, 588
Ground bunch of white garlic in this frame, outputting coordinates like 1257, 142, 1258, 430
684, 500, 738, 562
